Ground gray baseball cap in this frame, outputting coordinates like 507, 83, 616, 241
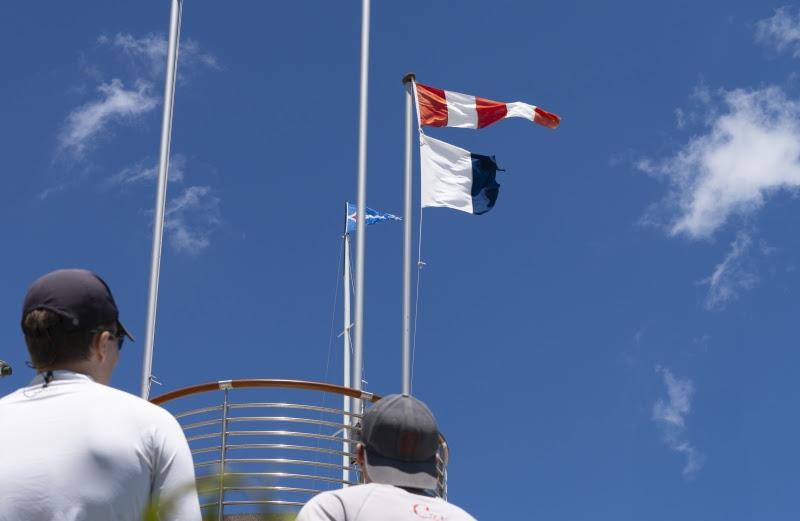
360, 394, 440, 491
21, 269, 133, 341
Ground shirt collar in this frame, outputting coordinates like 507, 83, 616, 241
28, 370, 95, 386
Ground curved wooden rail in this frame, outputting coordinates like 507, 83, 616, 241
150, 378, 381, 405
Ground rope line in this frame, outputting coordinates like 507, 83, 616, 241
315, 236, 344, 476
322, 237, 345, 388
410, 208, 425, 394
316, 236, 344, 468
348, 249, 366, 397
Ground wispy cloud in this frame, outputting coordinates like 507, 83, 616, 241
701, 231, 758, 310
653, 366, 705, 479
674, 108, 687, 129
109, 153, 186, 186
58, 79, 157, 157
49, 33, 222, 254
164, 185, 221, 254
112, 154, 221, 254
98, 33, 219, 77
58, 33, 219, 161
756, 7, 800, 58
670, 79, 712, 131
639, 86, 800, 239
633, 326, 646, 345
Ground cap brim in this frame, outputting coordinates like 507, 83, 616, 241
363, 448, 439, 491
117, 320, 135, 342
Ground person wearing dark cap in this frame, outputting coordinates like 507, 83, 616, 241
0, 269, 201, 521
296, 394, 477, 521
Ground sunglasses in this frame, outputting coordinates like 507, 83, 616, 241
91, 328, 125, 351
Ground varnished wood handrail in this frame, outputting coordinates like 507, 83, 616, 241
150, 378, 381, 405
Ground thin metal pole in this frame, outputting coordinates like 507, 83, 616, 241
342, 218, 352, 485
141, 0, 182, 399
401, 73, 415, 396
217, 388, 230, 520
353, 0, 370, 408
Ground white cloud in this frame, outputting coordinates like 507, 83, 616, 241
756, 7, 800, 58
640, 86, 800, 239
653, 366, 705, 479
98, 33, 218, 76
98, 33, 165, 71
633, 326, 646, 345
653, 366, 694, 429
50, 34, 222, 254
164, 185, 220, 254
57, 33, 218, 162
109, 153, 186, 186
701, 231, 758, 310
691, 80, 712, 105
178, 39, 220, 69
671, 442, 705, 480
37, 184, 68, 201
111, 155, 221, 254
675, 108, 686, 129
58, 79, 157, 157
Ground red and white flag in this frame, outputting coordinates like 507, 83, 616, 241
414, 82, 561, 130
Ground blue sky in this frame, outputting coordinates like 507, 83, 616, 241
2, 1, 800, 519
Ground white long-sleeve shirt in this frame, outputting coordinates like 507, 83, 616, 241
0, 371, 201, 521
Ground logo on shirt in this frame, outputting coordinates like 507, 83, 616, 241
413, 503, 448, 521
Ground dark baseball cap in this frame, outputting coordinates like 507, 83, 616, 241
360, 394, 440, 491
21, 269, 133, 341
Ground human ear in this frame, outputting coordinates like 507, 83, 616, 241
356, 443, 366, 467
93, 331, 112, 362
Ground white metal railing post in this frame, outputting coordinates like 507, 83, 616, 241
217, 387, 230, 519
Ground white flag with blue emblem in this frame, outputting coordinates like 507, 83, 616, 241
346, 203, 402, 233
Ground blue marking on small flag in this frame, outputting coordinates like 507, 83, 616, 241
346, 203, 402, 233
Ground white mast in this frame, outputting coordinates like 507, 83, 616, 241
141, 0, 182, 399
352, 0, 371, 414
401, 73, 415, 396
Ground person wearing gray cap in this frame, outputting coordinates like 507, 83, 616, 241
296, 394, 477, 521
0, 269, 201, 521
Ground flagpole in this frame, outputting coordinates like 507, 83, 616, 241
401, 73, 416, 396
353, 0, 371, 412
141, 0, 182, 399
342, 205, 352, 485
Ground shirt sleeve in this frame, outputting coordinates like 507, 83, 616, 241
296, 492, 346, 521
150, 410, 203, 521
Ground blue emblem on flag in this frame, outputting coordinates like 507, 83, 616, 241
346, 202, 402, 233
